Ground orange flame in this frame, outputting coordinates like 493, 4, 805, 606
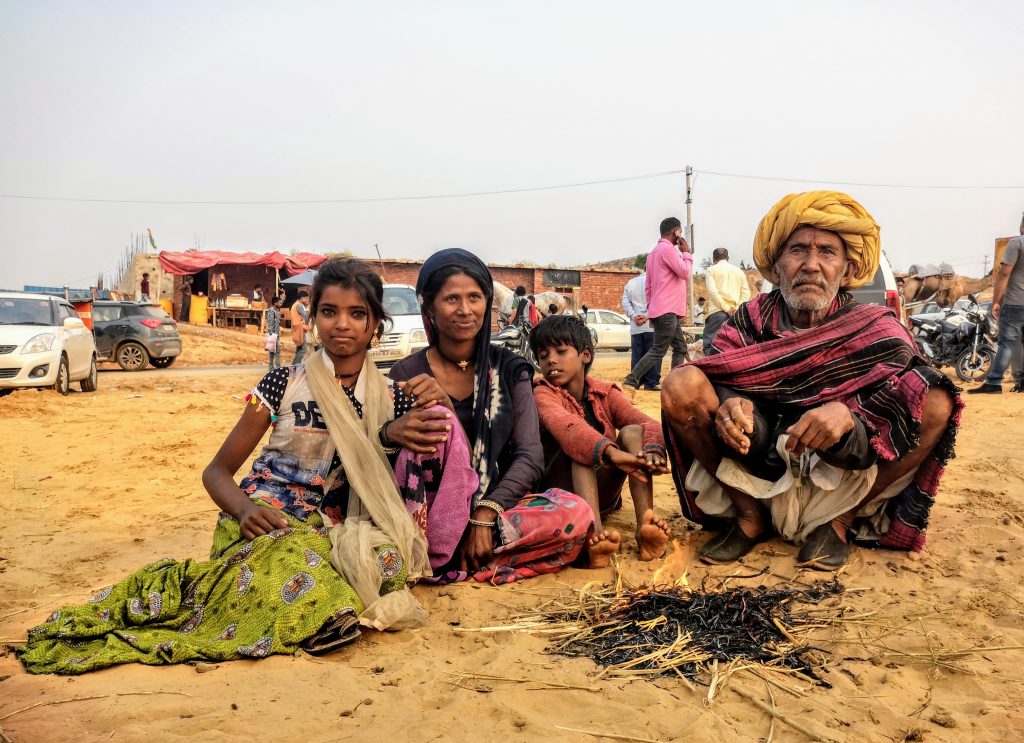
651, 538, 691, 588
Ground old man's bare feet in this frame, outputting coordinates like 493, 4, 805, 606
587, 530, 621, 568
636, 509, 672, 561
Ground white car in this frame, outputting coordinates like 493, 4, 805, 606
0, 291, 98, 396
585, 309, 632, 351
369, 284, 429, 366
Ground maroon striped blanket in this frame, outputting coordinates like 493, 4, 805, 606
666, 290, 963, 551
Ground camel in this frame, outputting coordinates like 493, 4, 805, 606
901, 268, 993, 310
492, 281, 579, 322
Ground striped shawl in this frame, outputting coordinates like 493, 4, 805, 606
666, 290, 963, 551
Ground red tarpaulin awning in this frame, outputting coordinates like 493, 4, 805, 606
158, 250, 329, 277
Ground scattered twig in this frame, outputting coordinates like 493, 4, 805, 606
731, 686, 838, 743
553, 726, 667, 743
444, 671, 598, 692
0, 594, 80, 621
0, 691, 194, 723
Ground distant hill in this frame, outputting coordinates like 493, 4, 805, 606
581, 255, 643, 271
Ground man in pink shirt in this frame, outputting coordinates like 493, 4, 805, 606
623, 217, 693, 390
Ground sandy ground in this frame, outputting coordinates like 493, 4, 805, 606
2, 334, 1023, 742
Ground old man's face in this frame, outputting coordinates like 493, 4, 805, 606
771, 226, 854, 314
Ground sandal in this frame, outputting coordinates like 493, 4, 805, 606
796, 523, 850, 571
301, 608, 361, 656
699, 521, 770, 565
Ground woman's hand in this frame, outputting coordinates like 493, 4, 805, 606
459, 507, 497, 571
398, 374, 455, 411
238, 502, 289, 541
385, 409, 453, 454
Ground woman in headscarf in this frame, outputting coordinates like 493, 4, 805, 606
387, 248, 594, 584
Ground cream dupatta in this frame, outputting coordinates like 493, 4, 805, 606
305, 349, 430, 630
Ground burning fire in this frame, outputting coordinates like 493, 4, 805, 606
651, 538, 692, 588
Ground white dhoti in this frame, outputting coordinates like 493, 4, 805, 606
685, 434, 916, 545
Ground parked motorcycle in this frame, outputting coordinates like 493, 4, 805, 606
491, 305, 590, 371
909, 294, 997, 382
491, 321, 540, 370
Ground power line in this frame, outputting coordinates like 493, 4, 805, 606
1, 165, 1020, 207
0, 168, 686, 206
698, 169, 1024, 190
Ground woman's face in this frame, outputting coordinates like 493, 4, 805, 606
430, 272, 486, 345
314, 284, 379, 359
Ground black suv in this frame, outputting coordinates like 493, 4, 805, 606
93, 301, 182, 370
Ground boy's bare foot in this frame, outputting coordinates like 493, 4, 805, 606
587, 530, 622, 568
636, 509, 671, 561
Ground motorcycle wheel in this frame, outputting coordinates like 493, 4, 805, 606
523, 343, 541, 373
955, 347, 993, 382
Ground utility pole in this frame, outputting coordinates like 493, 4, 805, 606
983, 254, 991, 276
374, 243, 388, 282
685, 165, 695, 325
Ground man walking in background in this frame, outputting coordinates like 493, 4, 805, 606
291, 290, 311, 365
140, 272, 151, 303
179, 275, 193, 322
623, 217, 693, 390
703, 247, 752, 355
622, 268, 661, 390
969, 213, 1024, 394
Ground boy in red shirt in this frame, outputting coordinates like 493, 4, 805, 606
530, 315, 672, 566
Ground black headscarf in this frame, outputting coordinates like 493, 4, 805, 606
416, 249, 531, 501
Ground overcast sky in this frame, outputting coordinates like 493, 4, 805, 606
2, 0, 1022, 290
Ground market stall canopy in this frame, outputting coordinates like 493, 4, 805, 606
281, 269, 317, 286
157, 250, 328, 276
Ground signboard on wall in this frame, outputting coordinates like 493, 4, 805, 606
543, 269, 581, 288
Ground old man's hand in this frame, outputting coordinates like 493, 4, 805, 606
784, 402, 855, 456
716, 397, 755, 455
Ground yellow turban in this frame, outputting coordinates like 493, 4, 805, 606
753, 190, 880, 289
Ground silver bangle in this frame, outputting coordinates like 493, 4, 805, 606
475, 499, 505, 515
468, 518, 497, 528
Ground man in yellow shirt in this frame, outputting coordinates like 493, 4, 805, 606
703, 248, 751, 354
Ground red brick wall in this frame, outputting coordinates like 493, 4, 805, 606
371, 260, 637, 311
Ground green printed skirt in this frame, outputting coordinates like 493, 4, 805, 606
18, 509, 408, 675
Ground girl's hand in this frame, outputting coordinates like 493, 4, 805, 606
238, 503, 289, 541
386, 409, 453, 454
459, 508, 497, 571
399, 374, 455, 411
605, 447, 650, 482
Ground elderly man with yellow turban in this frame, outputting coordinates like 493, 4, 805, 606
661, 191, 962, 570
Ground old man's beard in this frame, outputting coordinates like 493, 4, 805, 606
777, 272, 842, 313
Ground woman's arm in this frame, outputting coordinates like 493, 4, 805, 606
487, 371, 544, 508
202, 402, 288, 540
459, 371, 543, 570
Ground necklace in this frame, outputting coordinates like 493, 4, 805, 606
434, 347, 472, 372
